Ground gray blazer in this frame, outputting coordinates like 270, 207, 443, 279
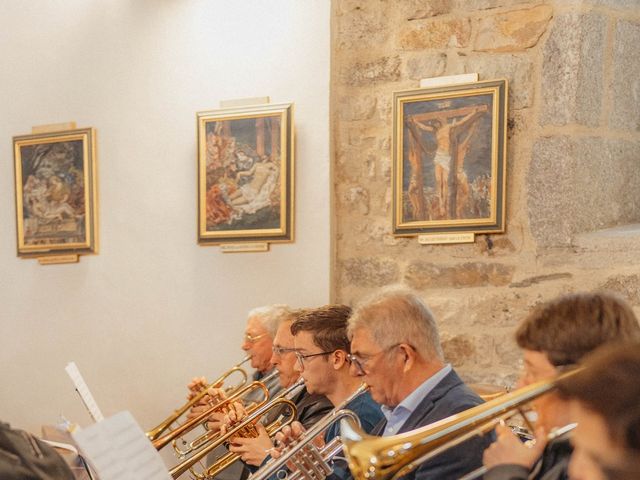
371, 369, 492, 480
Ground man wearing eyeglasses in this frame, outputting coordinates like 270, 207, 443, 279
261, 305, 383, 480
289, 305, 382, 436
240, 305, 288, 398
187, 304, 287, 418
186, 305, 290, 480
347, 288, 491, 480
226, 310, 333, 467
269, 305, 383, 445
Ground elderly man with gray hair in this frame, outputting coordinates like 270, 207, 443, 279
347, 288, 491, 480
187, 304, 292, 480
188, 304, 289, 401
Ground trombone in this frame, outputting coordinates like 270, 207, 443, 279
146, 355, 252, 441
170, 378, 305, 480
340, 368, 581, 480
250, 382, 369, 480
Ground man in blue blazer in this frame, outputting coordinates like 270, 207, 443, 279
347, 288, 492, 480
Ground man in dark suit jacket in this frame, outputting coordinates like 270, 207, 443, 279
347, 288, 491, 480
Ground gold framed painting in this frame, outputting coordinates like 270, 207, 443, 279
197, 102, 294, 245
393, 79, 507, 236
13, 127, 98, 257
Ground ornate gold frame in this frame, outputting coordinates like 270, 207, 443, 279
13, 127, 99, 258
196, 102, 294, 245
393, 79, 507, 236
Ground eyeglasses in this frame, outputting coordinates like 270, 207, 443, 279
294, 351, 334, 370
244, 332, 268, 343
272, 345, 297, 356
347, 343, 410, 375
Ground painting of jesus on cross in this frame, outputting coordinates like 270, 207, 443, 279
393, 79, 507, 236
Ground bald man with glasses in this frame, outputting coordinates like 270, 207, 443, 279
347, 288, 491, 480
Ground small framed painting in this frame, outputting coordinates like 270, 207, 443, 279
13, 127, 98, 258
197, 102, 294, 245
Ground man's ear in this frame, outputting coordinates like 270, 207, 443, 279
399, 343, 416, 373
333, 350, 348, 370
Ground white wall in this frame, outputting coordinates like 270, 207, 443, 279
0, 0, 331, 434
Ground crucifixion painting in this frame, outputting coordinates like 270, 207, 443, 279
393, 80, 507, 236
401, 94, 494, 223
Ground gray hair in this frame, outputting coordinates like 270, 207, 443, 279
248, 304, 293, 338
347, 287, 444, 361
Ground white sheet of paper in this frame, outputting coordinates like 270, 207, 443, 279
73, 411, 171, 480
65, 362, 105, 422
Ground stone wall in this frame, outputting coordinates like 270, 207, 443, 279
331, 0, 640, 385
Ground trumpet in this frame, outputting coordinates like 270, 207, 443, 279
152, 375, 274, 453
170, 378, 305, 480
250, 382, 369, 480
173, 369, 280, 457
146, 356, 252, 441
340, 368, 581, 480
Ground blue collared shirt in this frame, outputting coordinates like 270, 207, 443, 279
381, 363, 452, 436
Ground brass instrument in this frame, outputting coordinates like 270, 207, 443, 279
250, 382, 369, 480
146, 355, 252, 441
340, 369, 581, 480
156, 376, 274, 453
175, 369, 279, 456
468, 383, 508, 402
171, 378, 305, 480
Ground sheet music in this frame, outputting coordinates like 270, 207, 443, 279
73, 411, 171, 480
65, 361, 105, 423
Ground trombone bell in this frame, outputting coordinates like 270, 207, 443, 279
340, 369, 581, 480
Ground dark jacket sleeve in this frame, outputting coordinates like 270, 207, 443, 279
484, 464, 530, 480
296, 392, 334, 429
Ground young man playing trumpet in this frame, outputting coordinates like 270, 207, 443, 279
266, 305, 383, 470
482, 292, 640, 480
290, 304, 383, 435
557, 342, 640, 480
347, 288, 491, 480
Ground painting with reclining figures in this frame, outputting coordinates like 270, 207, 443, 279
13, 127, 98, 257
197, 103, 294, 244
393, 79, 507, 236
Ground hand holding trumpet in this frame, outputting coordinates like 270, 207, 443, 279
482, 424, 547, 469
186, 387, 228, 423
